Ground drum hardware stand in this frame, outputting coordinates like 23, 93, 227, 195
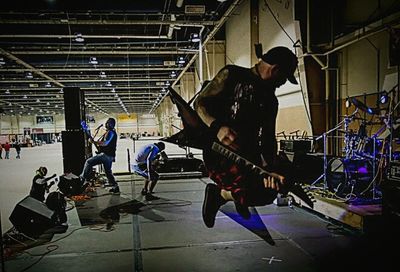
311, 109, 359, 190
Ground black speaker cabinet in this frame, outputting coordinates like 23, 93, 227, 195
62, 130, 90, 175
58, 173, 82, 197
63, 87, 85, 130
9, 196, 55, 237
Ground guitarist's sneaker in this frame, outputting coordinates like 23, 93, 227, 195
202, 183, 226, 228
234, 202, 251, 219
141, 188, 148, 196
109, 186, 120, 194
78, 181, 90, 195
145, 193, 160, 201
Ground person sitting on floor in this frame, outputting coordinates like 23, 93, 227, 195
132, 141, 165, 201
29, 166, 56, 202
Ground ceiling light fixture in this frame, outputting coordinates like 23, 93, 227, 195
177, 56, 185, 64
190, 33, 201, 42
89, 57, 98, 65
26, 72, 33, 79
75, 33, 84, 42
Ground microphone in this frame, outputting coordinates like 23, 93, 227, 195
95, 124, 103, 131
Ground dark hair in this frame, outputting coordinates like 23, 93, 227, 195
37, 166, 47, 176
155, 141, 165, 151
106, 118, 116, 128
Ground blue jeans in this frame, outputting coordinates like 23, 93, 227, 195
132, 164, 159, 182
80, 153, 117, 187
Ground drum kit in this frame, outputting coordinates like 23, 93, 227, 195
314, 96, 399, 200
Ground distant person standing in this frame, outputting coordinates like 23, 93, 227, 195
4, 142, 10, 159
0, 143, 3, 159
14, 141, 21, 159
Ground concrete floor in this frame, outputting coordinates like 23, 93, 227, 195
1, 139, 398, 271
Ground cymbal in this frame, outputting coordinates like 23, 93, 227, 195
339, 115, 365, 120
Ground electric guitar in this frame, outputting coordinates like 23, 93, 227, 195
80, 121, 101, 154
210, 142, 315, 208
162, 86, 315, 209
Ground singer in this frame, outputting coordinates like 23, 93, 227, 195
79, 118, 120, 194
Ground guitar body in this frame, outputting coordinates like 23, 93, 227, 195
206, 142, 314, 208
203, 145, 279, 207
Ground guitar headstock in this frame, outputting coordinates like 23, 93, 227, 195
287, 183, 315, 209
81, 120, 89, 131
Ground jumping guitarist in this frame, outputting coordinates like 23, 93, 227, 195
193, 46, 299, 228
79, 118, 120, 194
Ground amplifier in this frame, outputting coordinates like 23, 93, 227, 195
387, 161, 400, 182
280, 140, 312, 153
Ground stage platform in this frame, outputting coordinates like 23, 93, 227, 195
289, 186, 383, 233
3, 174, 399, 272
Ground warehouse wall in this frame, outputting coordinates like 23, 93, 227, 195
225, 0, 312, 137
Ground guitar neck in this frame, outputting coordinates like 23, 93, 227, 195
82, 128, 100, 152
211, 142, 273, 178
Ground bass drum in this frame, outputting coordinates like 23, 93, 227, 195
327, 158, 374, 198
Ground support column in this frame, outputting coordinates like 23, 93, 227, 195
250, 0, 259, 66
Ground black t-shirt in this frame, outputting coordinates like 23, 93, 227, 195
29, 174, 47, 202
101, 129, 117, 157
199, 65, 278, 165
